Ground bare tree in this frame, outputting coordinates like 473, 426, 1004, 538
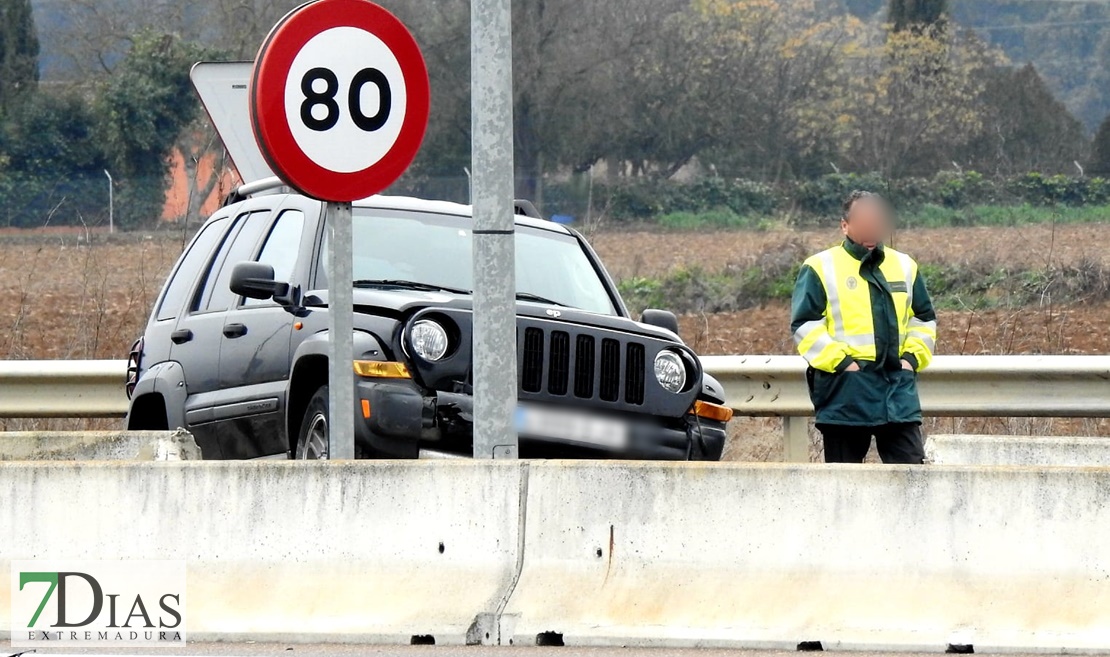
509, 0, 685, 200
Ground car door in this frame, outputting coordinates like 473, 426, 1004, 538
145, 215, 232, 386
175, 207, 272, 457
214, 204, 310, 458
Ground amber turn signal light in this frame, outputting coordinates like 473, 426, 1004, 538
353, 361, 412, 379
692, 400, 733, 423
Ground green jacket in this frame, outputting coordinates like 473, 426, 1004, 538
790, 238, 936, 426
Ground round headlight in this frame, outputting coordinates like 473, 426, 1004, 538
409, 320, 449, 361
654, 350, 687, 393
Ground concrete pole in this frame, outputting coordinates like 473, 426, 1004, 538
470, 0, 518, 459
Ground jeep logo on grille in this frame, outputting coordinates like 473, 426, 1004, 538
546, 309, 562, 319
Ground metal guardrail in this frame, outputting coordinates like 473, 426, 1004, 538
4, 356, 1110, 461
0, 360, 128, 419
702, 354, 1110, 461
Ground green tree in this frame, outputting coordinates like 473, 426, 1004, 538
962, 64, 1087, 175
0, 92, 108, 227
0, 0, 39, 113
953, 0, 1110, 131
1090, 114, 1110, 177
95, 32, 219, 228
888, 0, 947, 32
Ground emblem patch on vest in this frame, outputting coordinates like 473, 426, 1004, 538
846, 276, 859, 290
889, 281, 908, 293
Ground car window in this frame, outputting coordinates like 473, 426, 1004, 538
316, 212, 616, 315
243, 209, 306, 307
196, 211, 271, 313
155, 217, 230, 322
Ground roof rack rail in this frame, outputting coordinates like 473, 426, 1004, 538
513, 199, 543, 220
222, 176, 288, 206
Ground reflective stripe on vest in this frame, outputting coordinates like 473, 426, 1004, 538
896, 250, 915, 310
794, 319, 877, 362
808, 245, 914, 360
816, 250, 844, 338
908, 317, 937, 351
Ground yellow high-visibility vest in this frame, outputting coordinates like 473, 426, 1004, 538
794, 245, 937, 373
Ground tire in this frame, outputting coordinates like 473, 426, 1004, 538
295, 386, 330, 460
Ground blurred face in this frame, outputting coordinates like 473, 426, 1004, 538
841, 196, 892, 250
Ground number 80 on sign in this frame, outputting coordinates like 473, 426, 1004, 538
250, 0, 430, 202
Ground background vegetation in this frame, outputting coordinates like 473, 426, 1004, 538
1, 0, 1109, 228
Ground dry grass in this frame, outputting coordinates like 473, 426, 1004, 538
0, 231, 181, 361
0, 230, 182, 431
588, 222, 1110, 281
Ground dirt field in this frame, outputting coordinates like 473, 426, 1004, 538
3, 223, 1109, 454
4, 223, 1104, 361
0, 233, 182, 360
587, 222, 1110, 280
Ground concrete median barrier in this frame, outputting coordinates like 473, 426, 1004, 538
927, 433, 1110, 466
502, 461, 1110, 652
0, 460, 524, 645
0, 429, 201, 460
5, 459, 1110, 651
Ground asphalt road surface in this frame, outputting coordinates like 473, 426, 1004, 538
9, 644, 1046, 657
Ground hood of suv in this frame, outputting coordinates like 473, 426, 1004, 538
305, 287, 683, 343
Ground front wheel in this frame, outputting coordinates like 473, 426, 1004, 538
295, 386, 330, 460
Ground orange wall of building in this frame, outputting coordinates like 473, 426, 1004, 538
162, 148, 241, 221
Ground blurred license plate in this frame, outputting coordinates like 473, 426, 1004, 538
514, 405, 629, 449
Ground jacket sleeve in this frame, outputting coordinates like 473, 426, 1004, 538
791, 264, 854, 373
901, 267, 937, 372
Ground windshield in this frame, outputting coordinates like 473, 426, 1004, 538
317, 211, 617, 316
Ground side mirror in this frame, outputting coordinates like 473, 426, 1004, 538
640, 309, 680, 335
230, 262, 288, 300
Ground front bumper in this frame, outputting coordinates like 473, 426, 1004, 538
354, 379, 726, 461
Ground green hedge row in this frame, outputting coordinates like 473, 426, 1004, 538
543, 172, 1110, 224
0, 173, 168, 229
0, 173, 108, 228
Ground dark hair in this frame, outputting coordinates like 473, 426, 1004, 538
842, 190, 882, 220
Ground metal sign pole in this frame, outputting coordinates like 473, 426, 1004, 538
471, 0, 518, 459
327, 201, 356, 459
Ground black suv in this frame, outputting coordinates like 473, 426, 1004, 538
125, 182, 731, 460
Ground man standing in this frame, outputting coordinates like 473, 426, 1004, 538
790, 191, 937, 463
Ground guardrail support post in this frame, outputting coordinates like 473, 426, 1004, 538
783, 416, 810, 463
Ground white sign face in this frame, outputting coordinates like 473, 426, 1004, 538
283, 26, 408, 174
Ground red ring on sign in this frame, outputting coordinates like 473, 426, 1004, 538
250, 0, 430, 202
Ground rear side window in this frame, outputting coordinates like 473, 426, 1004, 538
244, 209, 306, 306
156, 217, 230, 322
197, 211, 272, 313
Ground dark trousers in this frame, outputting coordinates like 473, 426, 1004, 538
816, 422, 925, 464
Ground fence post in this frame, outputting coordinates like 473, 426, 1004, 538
783, 416, 810, 463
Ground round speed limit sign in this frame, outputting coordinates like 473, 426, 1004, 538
250, 0, 430, 202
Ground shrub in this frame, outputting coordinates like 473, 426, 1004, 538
790, 172, 889, 217
932, 170, 991, 208
552, 170, 1110, 227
